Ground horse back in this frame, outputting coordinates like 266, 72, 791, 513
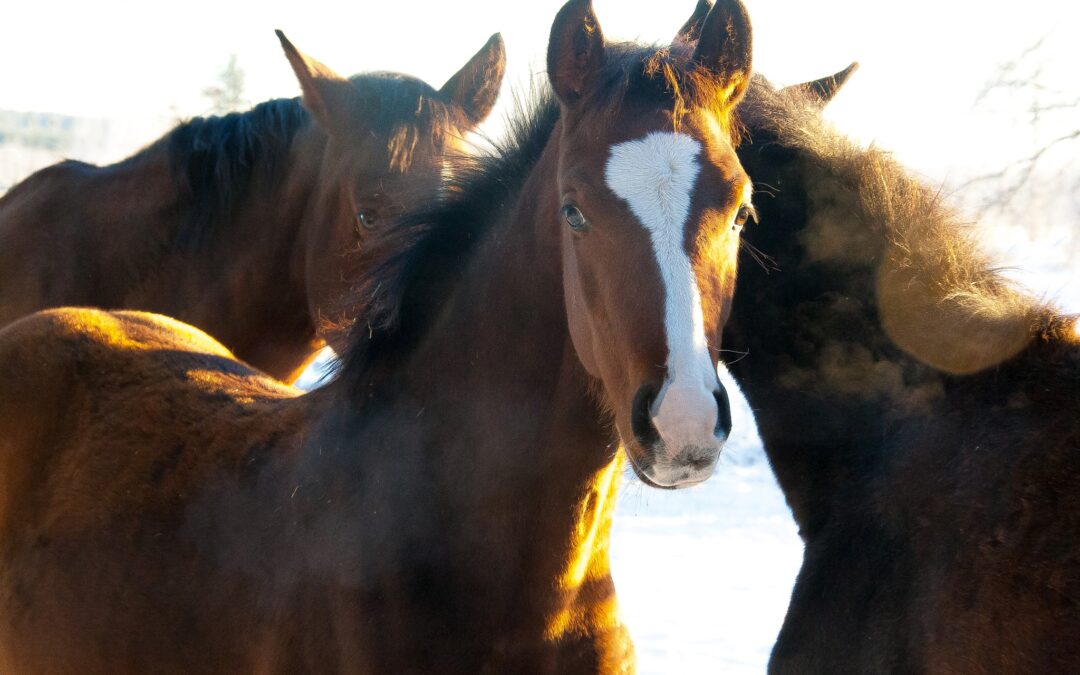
0, 308, 311, 673
0, 153, 179, 326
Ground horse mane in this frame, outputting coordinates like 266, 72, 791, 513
166, 98, 309, 250
739, 76, 1054, 374
165, 73, 464, 252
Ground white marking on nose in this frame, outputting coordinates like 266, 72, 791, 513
605, 131, 723, 479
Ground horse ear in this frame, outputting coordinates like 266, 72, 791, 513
547, 0, 606, 105
781, 62, 860, 107
438, 33, 506, 127
275, 30, 349, 131
675, 0, 713, 43
691, 0, 753, 106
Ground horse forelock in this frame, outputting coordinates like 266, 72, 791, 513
348, 73, 468, 166
583, 41, 744, 141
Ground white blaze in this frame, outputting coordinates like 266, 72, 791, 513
605, 132, 723, 470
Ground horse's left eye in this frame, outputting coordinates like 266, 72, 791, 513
356, 210, 378, 231
734, 205, 754, 228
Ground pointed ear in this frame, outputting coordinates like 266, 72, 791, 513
546, 0, 606, 105
675, 0, 713, 43
691, 0, 753, 106
275, 30, 350, 131
781, 62, 860, 108
438, 33, 506, 127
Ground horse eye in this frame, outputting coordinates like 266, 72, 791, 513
356, 210, 378, 231
561, 205, 590, 233
734, 205, 754, 228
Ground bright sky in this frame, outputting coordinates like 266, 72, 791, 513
2, 0, 1074, 171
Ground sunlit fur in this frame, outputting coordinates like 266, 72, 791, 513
724, 74, 1080, 673
0, 34, 505, 383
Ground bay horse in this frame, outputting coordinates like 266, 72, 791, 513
0, 0, 756, 672
725, 62, 1080, 672
0, 30, 505, 383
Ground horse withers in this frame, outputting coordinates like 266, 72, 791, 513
725, 58, 1080, 673
0, 0, 758, 672
0, 31, 505, 382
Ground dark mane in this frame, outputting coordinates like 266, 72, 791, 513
336, 89, 561, 389
737, 75, 1020, 304
166, 98, 308, 250
163, 73, 463, 253
738, 75, 1055, 372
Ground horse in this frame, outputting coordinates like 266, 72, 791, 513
0, 30, 505, 383
0, 0, 757, 671
724, 61, 1080, 672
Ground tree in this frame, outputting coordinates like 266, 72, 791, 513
202, 54, 248, 115
958, 37, 1080, 233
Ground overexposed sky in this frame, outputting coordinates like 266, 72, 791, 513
2, 0, 1078, 304
2, 0, 1075, 172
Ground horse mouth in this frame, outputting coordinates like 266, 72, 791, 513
621, 444, 683, 491
628, 458, 680, 490
623, 383, 725, 490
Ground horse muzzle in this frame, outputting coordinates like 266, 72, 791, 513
628, 381, 731, 488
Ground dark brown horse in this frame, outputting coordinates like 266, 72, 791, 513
725, 64, 1080, 673
0, 31, 505, 383
0, 0, 756, 671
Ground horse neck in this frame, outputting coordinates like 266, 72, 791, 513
725, 152, 950, 536
315, 130, 628, 652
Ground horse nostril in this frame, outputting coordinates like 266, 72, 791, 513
631, 384, 660, 448
714, 387, 732, 439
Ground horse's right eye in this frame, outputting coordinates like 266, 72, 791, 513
561, 205, 590, 233
734, 204, 756, 229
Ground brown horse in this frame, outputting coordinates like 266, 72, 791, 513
0, 0, 756, 672
725, 66, 1080, 672
0, 31, 505, 383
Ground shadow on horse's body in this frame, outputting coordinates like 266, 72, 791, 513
726, 68, 1080, 673
0, 31, 505, 383
0, 0, 758, 671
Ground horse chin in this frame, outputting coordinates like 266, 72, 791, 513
626, 455, 680, 491
621, 441, 701, 491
